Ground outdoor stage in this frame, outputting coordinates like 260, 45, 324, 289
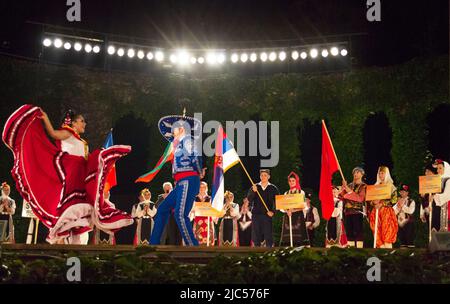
0, 243, 431, 263
1, 243, 448, 284
1, 244, 281, 264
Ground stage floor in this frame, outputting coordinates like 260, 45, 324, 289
0, 244, 281, 263
0, 244, 428, 264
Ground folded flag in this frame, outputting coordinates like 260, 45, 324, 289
211, 126, 240, 213
135, 142, 174, 183
319, 120, 340, 220
103, 130, 117, 192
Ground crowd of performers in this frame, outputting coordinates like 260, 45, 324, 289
1, 104, 449, 248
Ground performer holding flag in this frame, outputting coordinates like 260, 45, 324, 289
319, 120, 354, 247
148, 110, 205, 246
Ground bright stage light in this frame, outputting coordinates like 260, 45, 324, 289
310, 48, 318, 59
178, 51, 190, 65
74, 42, 82, 52
279, 51, 286, 61
330, 47, 339, 56
300, 51, 307, 59
240, 53, 248, 63
93, 45, 100, 53
146, 52, 154, 60
260, 52, 268, 62
127, 49, 135, 58
291, 51, 299, 60
107, 46, 116, 55
190, 57, 197, 64
321, 49, 329, 57
84, 44, 92, 53
197, 57, 205, 64
43, 38, 52, 47
250, 53, 257, 62
231, 53, 239, 63
155, 51, 164, 62
137, 50, 145, 59
170, 54, 178, 63
206, 53, 217, 65
269, 52, 277, 62
117, 48, 125, 57
217, 53, 225, 64
340, 49, 348, 56
63, 42, 72, 50
54, 38, 63, 48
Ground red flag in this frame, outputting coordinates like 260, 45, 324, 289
103, 131, 117, 192
319, 121, 340, 220
104, 165, 117, 193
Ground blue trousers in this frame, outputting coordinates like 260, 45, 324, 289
150, 175, 200, 246
251, 214, 273, 247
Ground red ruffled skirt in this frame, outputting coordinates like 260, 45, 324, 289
2, 105, 133, 243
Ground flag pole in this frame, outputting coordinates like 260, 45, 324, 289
322, 120, 346, 183
238, 159, 270, 213
428, 193, 433, 243
289, 214, 293, 247
207, 217, 210, 247
34, 219, 39, 245
373, 208, 379, 248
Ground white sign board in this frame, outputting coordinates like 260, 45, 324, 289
22, 200, 37, 218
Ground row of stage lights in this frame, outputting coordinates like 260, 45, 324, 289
43, 37, 348, 65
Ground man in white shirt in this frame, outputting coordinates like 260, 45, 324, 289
303, 191, 320, 247
393, 184, 416, 248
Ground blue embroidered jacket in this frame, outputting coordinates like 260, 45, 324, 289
172, 135, 203, 175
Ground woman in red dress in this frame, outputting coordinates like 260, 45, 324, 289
368, 166, 399, 248
191, 181, 215, 246
2, 105, 133, 244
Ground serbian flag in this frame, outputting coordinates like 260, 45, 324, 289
135, 142, 174, 183
103, 130, 117, 192
319, 120, 340, 221
211, 126, 240, 212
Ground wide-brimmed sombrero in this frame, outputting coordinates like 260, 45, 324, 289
158, 110, 201, 142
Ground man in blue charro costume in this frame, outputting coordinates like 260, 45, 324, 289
150, 110, 204, 246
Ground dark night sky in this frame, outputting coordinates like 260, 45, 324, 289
0, 0, 448, 67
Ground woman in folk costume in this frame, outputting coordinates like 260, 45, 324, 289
91, 190, 116, 245
340, 166, 367, 248
430, 159, 450, 232
133, 189, 157, 245
0, 182, 16, 243
238, 197, 252, 246
325, 186, 348, 248
191, 181, 215, 246
2, 105, 133, 244
279, 172, 310, 247
368, 166, 398, 248
218, 191, 240, 247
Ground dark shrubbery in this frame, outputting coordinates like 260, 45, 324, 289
1, 247, 448, 284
